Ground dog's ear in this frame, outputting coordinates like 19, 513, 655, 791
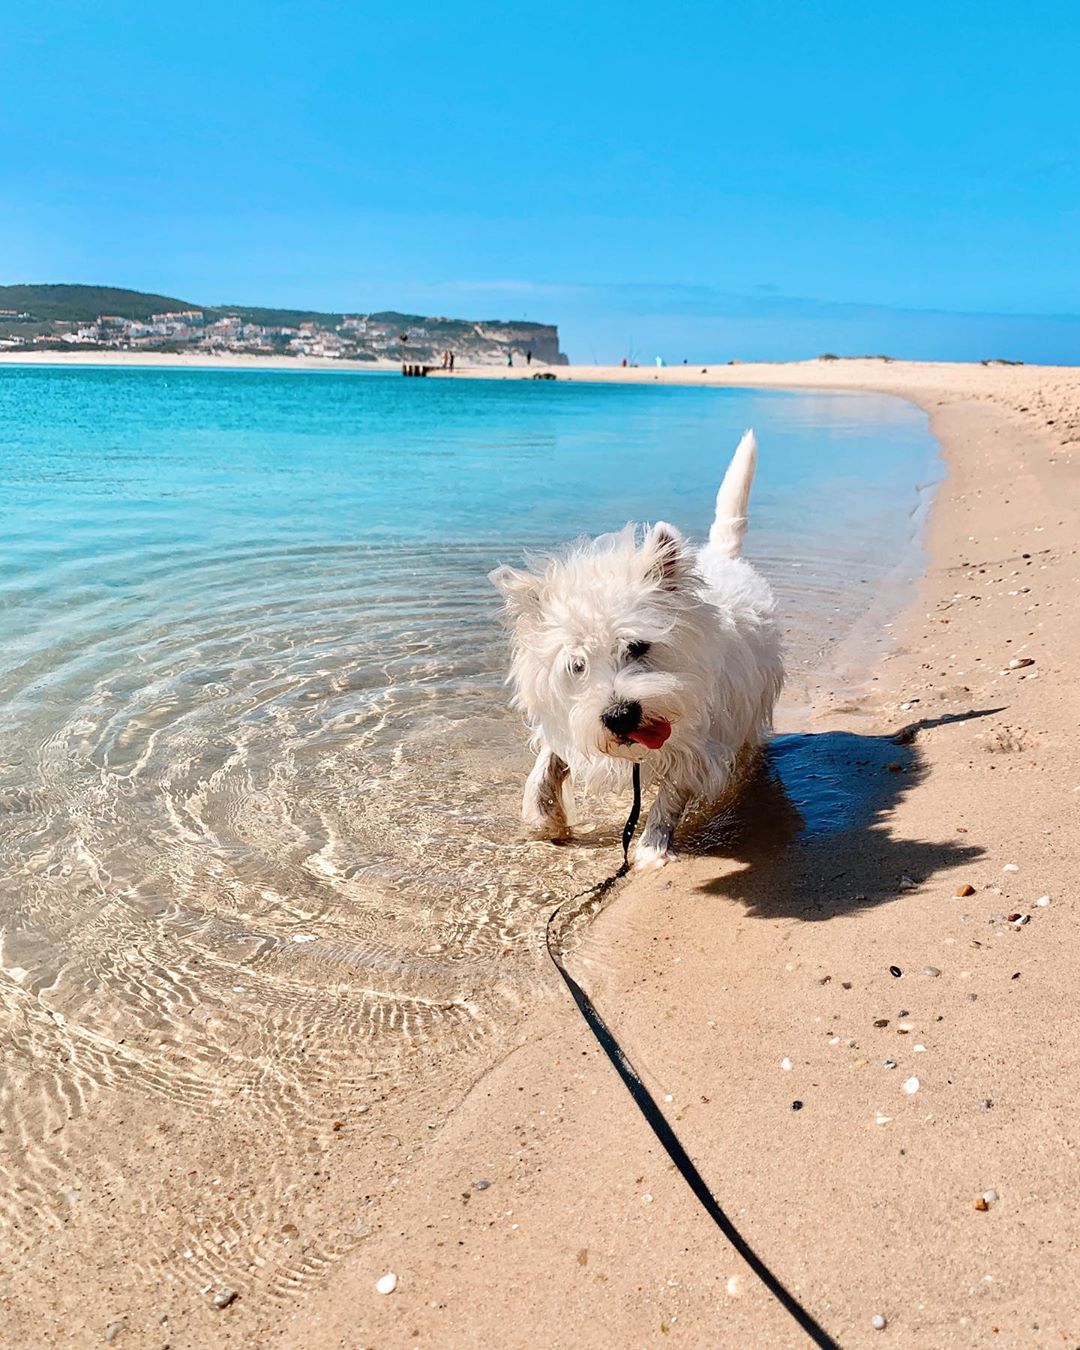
489, 565, 543, 617
641, 522, 694, 589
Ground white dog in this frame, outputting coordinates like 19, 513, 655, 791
490, 430, 783, 868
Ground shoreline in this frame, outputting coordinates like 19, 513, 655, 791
6, 345, 1075, 452
4, 358, 1077, 1347
270, 361, 1079, 1348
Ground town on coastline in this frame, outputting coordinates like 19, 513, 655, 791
0, 284, 567, 366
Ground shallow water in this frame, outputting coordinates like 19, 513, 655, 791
0, 366, 939, 1292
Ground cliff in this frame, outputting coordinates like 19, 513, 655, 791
0, 285, 568, 365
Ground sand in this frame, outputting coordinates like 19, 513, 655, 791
271, 361, 1080, 1349
4, 358, 1079, 1347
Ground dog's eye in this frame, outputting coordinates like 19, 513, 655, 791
568, 656, 587, 676
626, 640, 651, 660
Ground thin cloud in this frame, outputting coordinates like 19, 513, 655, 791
392, 277, 1080, 325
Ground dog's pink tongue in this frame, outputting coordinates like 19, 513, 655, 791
629, 717, 672, 750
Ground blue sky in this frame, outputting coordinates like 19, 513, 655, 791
2, 1, 1078, 362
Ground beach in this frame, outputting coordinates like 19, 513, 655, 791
271, 360, 1080, 1348
3, 358, 1078, 1348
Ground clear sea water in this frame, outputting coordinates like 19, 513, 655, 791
0, 365, 939, 1285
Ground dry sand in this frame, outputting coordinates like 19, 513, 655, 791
5, 358, 1079, 1347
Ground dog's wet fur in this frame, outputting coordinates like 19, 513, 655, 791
490, 431, 783, 868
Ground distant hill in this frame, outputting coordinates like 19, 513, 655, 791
0, 283, 198, 323
0, 284, 568, 365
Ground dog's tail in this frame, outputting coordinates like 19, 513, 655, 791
708, 429, 757, 558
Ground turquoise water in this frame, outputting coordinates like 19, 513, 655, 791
0, 364, 941, 985
0, 365, 939, 1281
1, 366, 938, 699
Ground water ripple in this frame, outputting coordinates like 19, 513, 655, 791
0, 368, 940, 1313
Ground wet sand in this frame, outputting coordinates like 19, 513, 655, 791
271, 362, 1080, 1348
4, 359, 1079, 1346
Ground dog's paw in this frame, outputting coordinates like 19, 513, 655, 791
522, 808, 569, 839
632, 840, 672, 871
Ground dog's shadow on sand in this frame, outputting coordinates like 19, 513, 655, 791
681, 709, 1000, 921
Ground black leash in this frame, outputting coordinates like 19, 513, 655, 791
618, 761, 643, 875
545, 763, 840, 1350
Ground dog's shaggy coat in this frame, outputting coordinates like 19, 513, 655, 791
490, 431, 783, 867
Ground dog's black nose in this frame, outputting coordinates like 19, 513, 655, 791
601, 701, 642, 737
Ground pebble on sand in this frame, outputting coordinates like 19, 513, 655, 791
472, 1178, 492, 1190
955, 884, 976, 897
1007, 657, 1035, 670
871, 1313, 888, 1330
902, 1076, 920, 1095
973, 1196, 989, 1211
922, 966, 942, 977
375, 1272, 398, 1295
1036, 895, 1051, 907
1003, 863, 1020, 873
211, 1288, 238, 1310
105, 1323, 124, 1343
780, 1057, 793, 1071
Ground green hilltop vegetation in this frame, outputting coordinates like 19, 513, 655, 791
0, 283, 567, 364
0, 284, 198, 323
0, 283, 555, 335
